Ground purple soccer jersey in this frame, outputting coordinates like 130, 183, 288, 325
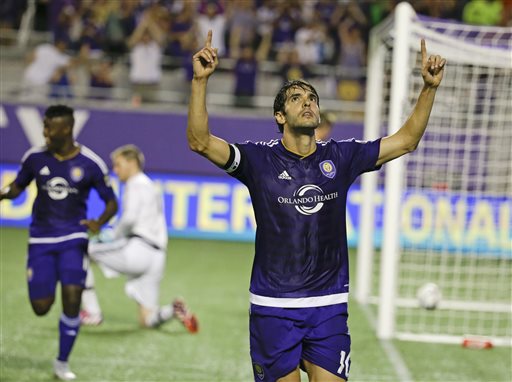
234, 58, 257, 96
228, 138, 381, 307
14, 145, 115, 241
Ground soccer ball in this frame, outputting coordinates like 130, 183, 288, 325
417, 282, 442, 310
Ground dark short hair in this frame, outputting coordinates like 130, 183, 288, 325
44, 104, 75, 127
273, 79, 320, 133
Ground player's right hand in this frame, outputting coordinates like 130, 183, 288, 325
80, 219, 102, 234
192, 30, 218, 79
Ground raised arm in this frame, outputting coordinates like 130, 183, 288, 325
377, 39, 446, 166
187, 30, 230, 168
127, 12, 165, 48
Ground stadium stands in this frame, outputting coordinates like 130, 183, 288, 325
0, 0, 509, 119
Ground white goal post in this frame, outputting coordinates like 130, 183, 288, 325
356, 2, 512, 347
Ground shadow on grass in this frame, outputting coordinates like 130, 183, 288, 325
80, 324, 190, 337
156, 327, 193, 336
79, 327, 141, 336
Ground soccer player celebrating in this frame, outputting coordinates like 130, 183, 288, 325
187, 31, 445, 382
81, 145, 198, 332
0, 105, 118, 380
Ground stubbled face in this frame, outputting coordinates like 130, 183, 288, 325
280, 87, 320, 132
43, 117, 70, 151
112, 155, 133, 183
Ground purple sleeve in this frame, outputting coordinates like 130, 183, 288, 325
225, 142, 254, 185
14, 155, 35, 190
337, 138, 382, 184
91, 164, 116, 203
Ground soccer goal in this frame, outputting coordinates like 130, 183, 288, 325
356, 2, 512, 347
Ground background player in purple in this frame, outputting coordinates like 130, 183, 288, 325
0, 105, 118, 380
187, 31, 445, 382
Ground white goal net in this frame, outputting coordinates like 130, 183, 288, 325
356, 2, 512, 346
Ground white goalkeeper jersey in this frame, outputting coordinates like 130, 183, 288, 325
113, 172, 168, 250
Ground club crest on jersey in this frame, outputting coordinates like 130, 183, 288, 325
319, 160, 336, 178
70, 167, 84, 182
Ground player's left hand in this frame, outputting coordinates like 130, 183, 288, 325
421, 39, 446, 88
80, 219, 102, 234
192, 30, 218, 80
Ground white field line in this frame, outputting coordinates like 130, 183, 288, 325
360, 304, 413, 382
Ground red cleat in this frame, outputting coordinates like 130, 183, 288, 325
172, 298, 199, 333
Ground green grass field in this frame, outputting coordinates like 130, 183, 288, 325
1, 227, 510, 381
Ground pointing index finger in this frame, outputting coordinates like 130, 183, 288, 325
421, 39, 427, 66
206, 30, 212, 48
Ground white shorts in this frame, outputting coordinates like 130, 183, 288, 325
88, 237, 166, 309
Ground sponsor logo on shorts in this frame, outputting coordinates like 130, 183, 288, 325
27, 267, 33, 281
253, 363, 264, 380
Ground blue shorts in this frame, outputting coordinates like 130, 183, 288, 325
249, 303, 351, 381
27, 239, 89, 300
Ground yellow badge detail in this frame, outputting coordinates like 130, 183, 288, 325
319, 160, 336, 179
70, 167, 84, 182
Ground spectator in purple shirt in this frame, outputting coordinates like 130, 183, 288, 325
234, 45, 258, 107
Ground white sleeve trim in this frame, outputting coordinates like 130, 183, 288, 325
80, 145, 110, 175
226, 144, 241, 174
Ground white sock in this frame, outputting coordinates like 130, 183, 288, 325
81, 269, 102, 315
145, 305, 174, 328
158, 304, 174, 322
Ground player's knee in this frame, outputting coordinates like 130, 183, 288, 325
33, 306, 52, 316
61, 285, 83, 314
31, 297, 54, 316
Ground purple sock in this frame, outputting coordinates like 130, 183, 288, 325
57, 313, 80, 362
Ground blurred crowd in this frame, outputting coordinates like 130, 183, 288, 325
2, 0, 510, 105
